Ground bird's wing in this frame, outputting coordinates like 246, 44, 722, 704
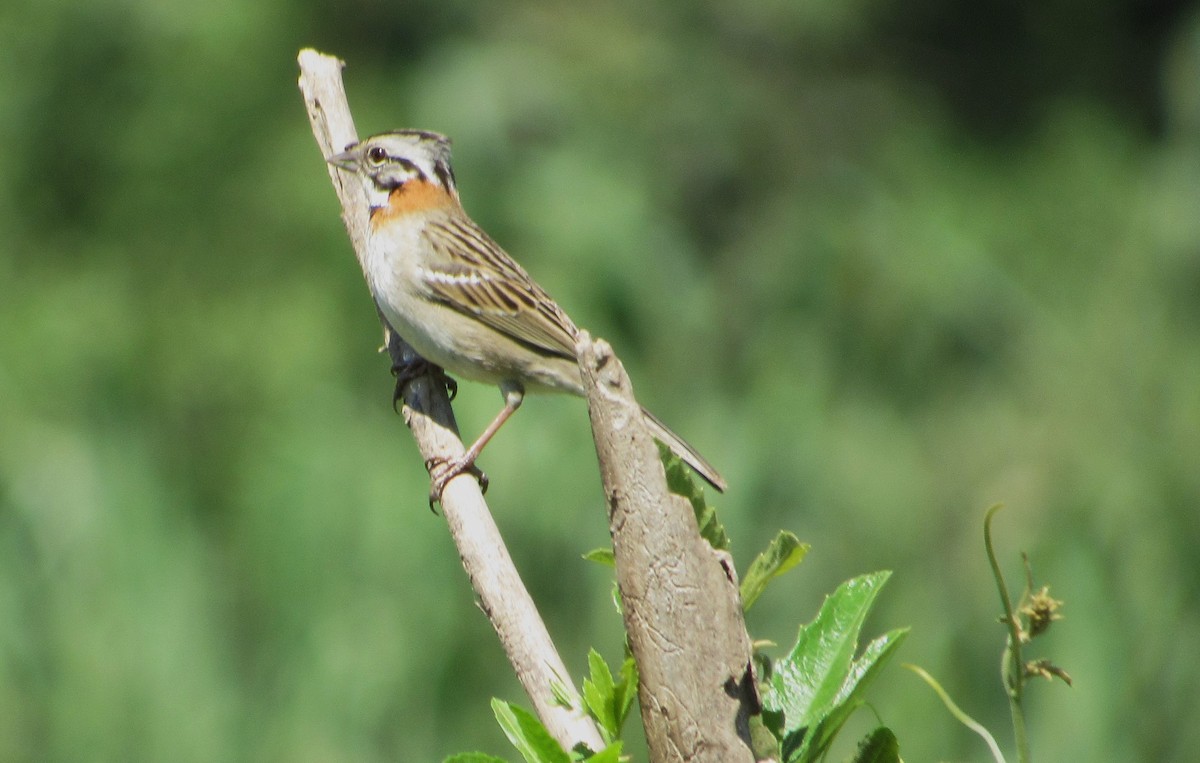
421, 215, 579, 360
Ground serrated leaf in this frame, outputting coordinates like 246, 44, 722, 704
659, 444, 729, 550
583, 548, 614, 567
614, 657, 638, 731
582, 650, 618, 739
491, 699, 571, 763
694, 502, 731, 551
588, 650, 615, 697
548, 667, 578, 711
741, 531, 810, 612
582, 650, 637, 742
583, 742, 623, 762
762, 572, 903, 762
848, 727, 900, 763
443, 754, 511, 763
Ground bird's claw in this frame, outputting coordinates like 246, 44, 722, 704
425, 455, 488, 511
391, 359, 458, 411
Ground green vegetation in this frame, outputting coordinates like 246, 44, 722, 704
451, 470, 905, 763
3, 0, 1199, 760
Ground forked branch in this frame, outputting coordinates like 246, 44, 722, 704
577, 333, 756, 762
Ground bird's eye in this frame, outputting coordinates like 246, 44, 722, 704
366, 146, 388, 165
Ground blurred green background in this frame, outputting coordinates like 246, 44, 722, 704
3, 0, 1199, 760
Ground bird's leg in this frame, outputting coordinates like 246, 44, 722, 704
391, 357, 458, 412
428, 382, 524, 506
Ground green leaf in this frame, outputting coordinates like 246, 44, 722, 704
491, 699, 571, 763
740, 531, 810, 612
582, 742, 623, 762
614, 657, 638, 732
582, 548, 614, 567
443, 754, 511, 763
749, 713, 783, 762
848, 727, 901, 763
761, 706, 786, 740
659, 444, 729, 550
781, 727, 807, 762
547, 669, 578, 712
581, 650, 638, 742
827, 625, 908, 706
761, 572, 907, 762
792, 627, 910, 762
582, 650, 618, 739
798, 626, 907, 761
764, 572, 889, 725
583, 549, 622, 613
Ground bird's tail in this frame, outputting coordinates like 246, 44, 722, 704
639, 406, 727, 493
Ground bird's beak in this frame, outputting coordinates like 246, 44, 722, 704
326, 149, 358, 171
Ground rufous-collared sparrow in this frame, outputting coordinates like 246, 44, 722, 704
327, 130, 726, 501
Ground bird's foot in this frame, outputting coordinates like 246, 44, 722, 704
391, 359, 458, 411
425, 455, 488, 511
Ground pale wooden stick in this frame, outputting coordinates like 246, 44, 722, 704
297, 48, 604, 754
577, 331, 757, 762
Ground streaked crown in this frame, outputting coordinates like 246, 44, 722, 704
328, 129, 458, 209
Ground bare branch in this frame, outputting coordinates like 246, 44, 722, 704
297, 48, 603, 754
577, 331, 757, 763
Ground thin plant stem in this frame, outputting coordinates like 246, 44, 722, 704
904, 664, 1006, 763
984, 504, 1031, 763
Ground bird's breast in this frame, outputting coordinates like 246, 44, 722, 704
369, 179, 458, 227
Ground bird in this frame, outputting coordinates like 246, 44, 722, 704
327, 129, 726, 502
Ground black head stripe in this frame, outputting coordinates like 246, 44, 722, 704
394, 157, 426, 181
387, 129, 450, 145
433, 159, 456, 192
